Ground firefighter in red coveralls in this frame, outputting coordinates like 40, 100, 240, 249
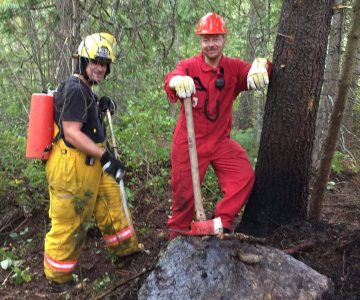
164, 13, 272, 239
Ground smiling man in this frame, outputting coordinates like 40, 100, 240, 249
164, 13, 272, 240
200, 34, 226, 67
44, 33, 140, 289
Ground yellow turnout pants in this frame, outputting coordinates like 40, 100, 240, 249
44, 139, 138, 283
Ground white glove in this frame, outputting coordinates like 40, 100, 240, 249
169, 75, 196, 99
247, 58, 269, 90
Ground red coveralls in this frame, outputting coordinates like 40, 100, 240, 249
164, 52, 267, 238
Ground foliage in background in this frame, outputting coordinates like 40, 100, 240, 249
0, 1, 359, 291
231, 127, 259, 166
0, 124, 48, 213
0, 0, 358, 215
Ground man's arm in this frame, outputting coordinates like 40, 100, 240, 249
62, 121, 105, 158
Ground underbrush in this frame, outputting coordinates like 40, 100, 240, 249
0, 126, 48, 213
0, 227, 33, 286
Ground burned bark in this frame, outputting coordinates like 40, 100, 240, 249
236, 1, 333, 236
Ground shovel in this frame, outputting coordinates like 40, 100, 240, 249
183, 97, 223, 236
106, 110, 132, 225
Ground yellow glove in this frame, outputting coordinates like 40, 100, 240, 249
169, 75, 196, 99
247, 58, 269, 90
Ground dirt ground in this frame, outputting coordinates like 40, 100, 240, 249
0, 172, 359, 299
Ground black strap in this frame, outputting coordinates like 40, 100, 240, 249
220, 66, 224, 75
44, 82, 66, 152
44, 124, 61, 153
204, 98, 220, 122
193, 77, 207, 92
187, 67, 224, 122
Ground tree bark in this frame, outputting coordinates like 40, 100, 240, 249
256, 91, 265, 146
23, 8, 45, 91
54, 0, 80, 84
309, 0, 360, 220
236, 0, 333, 237
312, 1, 344, 173
340, 48, 360, 155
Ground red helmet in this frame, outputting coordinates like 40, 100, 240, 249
195, 13, 227, 35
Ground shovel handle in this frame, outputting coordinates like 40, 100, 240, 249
184, 98, 206, 221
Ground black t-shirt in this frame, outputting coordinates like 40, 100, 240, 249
54, 76, 105, 147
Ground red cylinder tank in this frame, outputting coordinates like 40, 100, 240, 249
26, 93, 54, 160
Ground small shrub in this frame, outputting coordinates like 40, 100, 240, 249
92, 272, 111, 291
0, 248, 32, 285
331, 151, 359, 174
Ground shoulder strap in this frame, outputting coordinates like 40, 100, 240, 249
44, 82, 66, 153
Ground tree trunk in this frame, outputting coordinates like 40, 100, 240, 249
312, 1, 344, 173
23, 8, 45, 91
236, 0, 333, 237
340, 48, 360, 155
309, 0, 360, 221
54, 0, 80, 84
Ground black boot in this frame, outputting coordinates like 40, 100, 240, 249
47, 280, 75, 292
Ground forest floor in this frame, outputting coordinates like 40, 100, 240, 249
0, 172, 359, 300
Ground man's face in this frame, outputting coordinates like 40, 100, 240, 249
85, 60, 108, 83
200, 34, 226, 61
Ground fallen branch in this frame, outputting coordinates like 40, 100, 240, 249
13, 217, 30, 233
219, 232, 267, 244
1, 270, 13, 286
93, 266, 155, 300
282, 239, 316, 255
0, 210, 23, 233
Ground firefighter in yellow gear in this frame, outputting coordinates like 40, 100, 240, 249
44, 33, 139, 285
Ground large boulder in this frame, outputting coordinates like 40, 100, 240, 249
139, 236, 332, 300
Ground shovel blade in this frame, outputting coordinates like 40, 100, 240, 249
187, 217, 223, 236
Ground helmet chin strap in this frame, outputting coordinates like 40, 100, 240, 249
76, 73, 98, 87
84, 74, 99, 85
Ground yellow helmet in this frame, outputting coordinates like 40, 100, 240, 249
77, 32, 116, 63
